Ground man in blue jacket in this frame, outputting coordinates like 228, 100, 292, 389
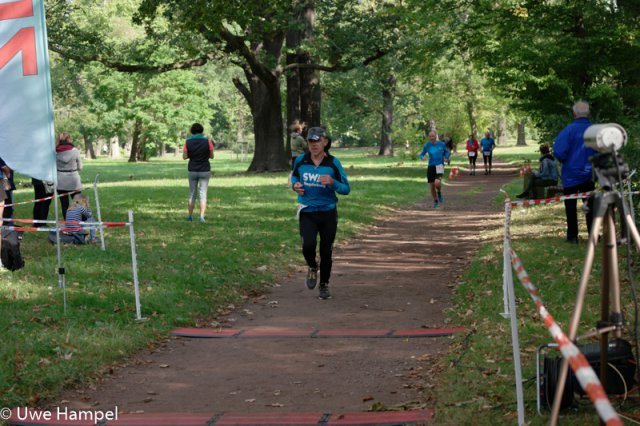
291, 127, 350, 300
419, 130, 450, 208
553, 101, 597, 243
480, 131, 496, 175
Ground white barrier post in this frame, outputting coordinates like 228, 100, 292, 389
507, 261, 526, 425
502, 197, 525, 425
502, 201, 512, 317
93, 174, 106, 251
53, 185, 67, 315
128, 210, 142, 320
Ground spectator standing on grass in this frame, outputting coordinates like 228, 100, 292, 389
56, 132, 83, 219
465, 134, 479, 176
553, 100, 597, 244
0, 169, 5, 260
291, 126, 350, 300
0, 157, 14, 224
419, 130, 450, 209
32, 178, 53, 227
480, 131, 496, 175
183, 123, 214, 223
516, 143, 558, 199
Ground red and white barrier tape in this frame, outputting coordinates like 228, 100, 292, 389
508, 191, 593, 207
2, 190, 81, 208
448, 167, 460, 179
2, 218, 127, 227
509, 247, 623, 426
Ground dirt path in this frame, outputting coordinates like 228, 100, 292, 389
59, 162, 517, 417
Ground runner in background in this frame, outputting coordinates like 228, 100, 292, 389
419, 130, 450, 209
291, 127, 350, 300
443, 133, 455, 156
465, 134, 479, 175
183, 123, 214, 223
480, 130, 496, 175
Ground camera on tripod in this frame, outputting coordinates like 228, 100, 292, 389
584, 123, 627, 153
542, 122, 640, 421
584, 123, 630, 189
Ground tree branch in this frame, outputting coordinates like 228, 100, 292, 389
49, 44, 222, 73
232, 76, 252, 106
284, 48, 388, 72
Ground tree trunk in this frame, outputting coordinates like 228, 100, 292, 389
497, 115, 507, 145
300, 53, 321, 127
235, 68, 288, 172
128, 119, 143, 162
249, 82, 287, 171
83, 134, 96, 159
286, 0, 319, 154
517, 122, 527, 146
461, 60, 478, 137
286, 23, 302, 159
110, 137, 120, 159
226, 29, 287, 172
378, 74, 395, 156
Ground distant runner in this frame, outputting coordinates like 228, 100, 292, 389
465, 134, 480, 176
480, 131, 496, 175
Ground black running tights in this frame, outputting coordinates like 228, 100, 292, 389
299, 209, 338, 284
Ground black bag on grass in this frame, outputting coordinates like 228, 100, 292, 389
2, 229, 25, 271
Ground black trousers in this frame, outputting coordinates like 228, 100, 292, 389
32, 179, 52, 227
563, 180, 595, 240
2, 190, 12, 224
299, 209, 338, 284
57, 189, 76, 219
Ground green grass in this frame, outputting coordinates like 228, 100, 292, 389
6, 144, 621, 425
1, 148, 437, 407
433, 170, 640, 425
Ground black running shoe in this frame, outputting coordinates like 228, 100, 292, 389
318, 283, 331, 299
306, 268, 318, 289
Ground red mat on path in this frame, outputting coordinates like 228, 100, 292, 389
8, 410, 434, 426
171, 327, 464, 339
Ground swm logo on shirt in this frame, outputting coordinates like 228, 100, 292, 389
303, 172, 325, 188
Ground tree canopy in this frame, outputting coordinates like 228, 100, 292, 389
43, 0, 640, 168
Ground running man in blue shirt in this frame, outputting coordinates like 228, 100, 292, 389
291, 127, 350, 300
480, 131, 496, 175
419, 130, 450, 208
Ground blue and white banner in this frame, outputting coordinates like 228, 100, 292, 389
0, 0, 56, 182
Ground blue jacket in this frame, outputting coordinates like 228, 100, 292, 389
553, 118, 597, 187
419, 141, 450, 166
480, 137, 495, 153
291, 153, 350, 212
535, 154, 558, 182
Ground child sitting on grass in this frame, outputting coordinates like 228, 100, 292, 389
49, 194, 97, 244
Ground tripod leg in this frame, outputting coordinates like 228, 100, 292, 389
606, 210, 622, 336
550, 214, 604, 426
624, 213, 640, 252
601, 209, 622, 392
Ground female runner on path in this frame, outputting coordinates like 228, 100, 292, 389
291, 127, 350, 300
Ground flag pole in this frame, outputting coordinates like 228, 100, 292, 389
53, 187, 66, 315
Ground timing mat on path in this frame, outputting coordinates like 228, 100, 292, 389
9, 410, 434, 426
171, 327, 464, 339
